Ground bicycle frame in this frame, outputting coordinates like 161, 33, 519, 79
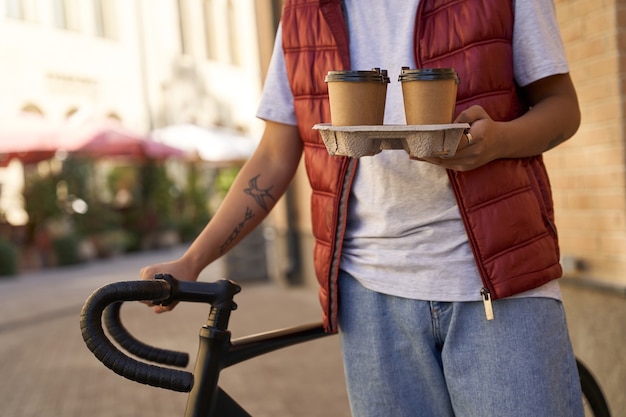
189, 322, 328, 417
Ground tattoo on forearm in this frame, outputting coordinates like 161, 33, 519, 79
244, 174, 275, 211
220, 206, 255, 253
545, 133, 566, 152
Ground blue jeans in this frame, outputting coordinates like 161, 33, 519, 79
337, 270, 584, 417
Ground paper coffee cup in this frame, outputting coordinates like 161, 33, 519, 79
325, 68, 390, 126
398, 67, 459, 125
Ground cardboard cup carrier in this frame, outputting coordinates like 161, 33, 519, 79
325, 69, 390, 126
399, 67, 460, 125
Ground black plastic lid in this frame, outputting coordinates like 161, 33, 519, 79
325, 68, 390, 83
398, 67, 460, 83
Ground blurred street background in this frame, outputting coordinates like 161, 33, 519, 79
0, 2, 625, 416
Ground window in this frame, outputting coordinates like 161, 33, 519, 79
93, 0, 116, 39
66, 0, 81, 31
52, 0, 81, 31
202, 0, 217, 60
52, 0, 67, 28
93, 0, 104, 36
226, 0, 240, 65
177, 0, 190, 54
4, 0, 24, 19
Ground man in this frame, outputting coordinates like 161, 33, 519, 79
142, 1, 583, 415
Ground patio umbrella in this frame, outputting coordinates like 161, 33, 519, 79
0, 113, 65, 165
151, 124, 258, 164
0, 115, 186, 164
64, 119, 187, 159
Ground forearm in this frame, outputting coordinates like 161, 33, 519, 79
181, 122, 302, 276
497, 74, 581, 158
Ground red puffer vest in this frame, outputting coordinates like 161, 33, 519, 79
282, 0, 562, 332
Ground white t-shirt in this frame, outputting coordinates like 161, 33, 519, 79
257, 0, 569, 302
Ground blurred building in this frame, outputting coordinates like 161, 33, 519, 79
0, 0, 296, 282
0, 0, 282, 129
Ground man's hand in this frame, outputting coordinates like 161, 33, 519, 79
139, 259, 199, 313
416, 105, 501, 171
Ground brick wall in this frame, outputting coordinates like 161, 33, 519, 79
547, 0, 626, 287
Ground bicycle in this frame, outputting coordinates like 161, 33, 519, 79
80, 274, 612, 417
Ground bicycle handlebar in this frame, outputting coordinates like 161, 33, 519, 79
79, 275, 241, 393
104, 301, 189, 368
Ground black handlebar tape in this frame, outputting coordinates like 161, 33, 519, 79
80, 280, 193, 392
104, 301, 189, 367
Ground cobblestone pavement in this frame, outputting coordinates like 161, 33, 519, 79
0, 247, 351, 417
0, 246, 623, 417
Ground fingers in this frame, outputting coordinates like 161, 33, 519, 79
415, 132, 476, 170
139, 265, 155, 280
454, 104, 487, 125
417, 156, 442, 165
138, 259, 200, 313
454, 131, 473, 151
411, 105, 494, 171
153, 303, 176, 314
454, 106, 483, 153
139, 264, 176, 313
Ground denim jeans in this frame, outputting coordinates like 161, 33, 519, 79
337, 270, 584, 417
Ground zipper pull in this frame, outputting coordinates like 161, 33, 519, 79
480, 288, 494, 321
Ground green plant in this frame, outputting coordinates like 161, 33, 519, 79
0, 237, 18, 276
177, 162, 211, 242
215, 167, 240, 199
23, 157, 94, 246
23, 169, 63, 243
73, 201, 123, 236
138, 160, 178, 231
90, 229, 132, 258
51, 234, 82, 266
177, 215, 210, 242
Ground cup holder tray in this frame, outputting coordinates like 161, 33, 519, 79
313, 123, 469, 158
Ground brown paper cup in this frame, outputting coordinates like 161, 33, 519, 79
326, 69, 389, 126
399, 68, 459, 125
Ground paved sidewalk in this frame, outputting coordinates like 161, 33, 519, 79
559, 280, 626, 416
0, 247, 351, 417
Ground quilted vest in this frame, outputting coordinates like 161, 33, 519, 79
282, 0, 562, 332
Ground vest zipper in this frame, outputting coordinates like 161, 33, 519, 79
446, 170, 496, 321
480, 287, 494, 320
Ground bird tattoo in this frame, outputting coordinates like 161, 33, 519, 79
244, 174, 275, 211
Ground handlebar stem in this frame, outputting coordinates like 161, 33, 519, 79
155, 274, 241, 308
